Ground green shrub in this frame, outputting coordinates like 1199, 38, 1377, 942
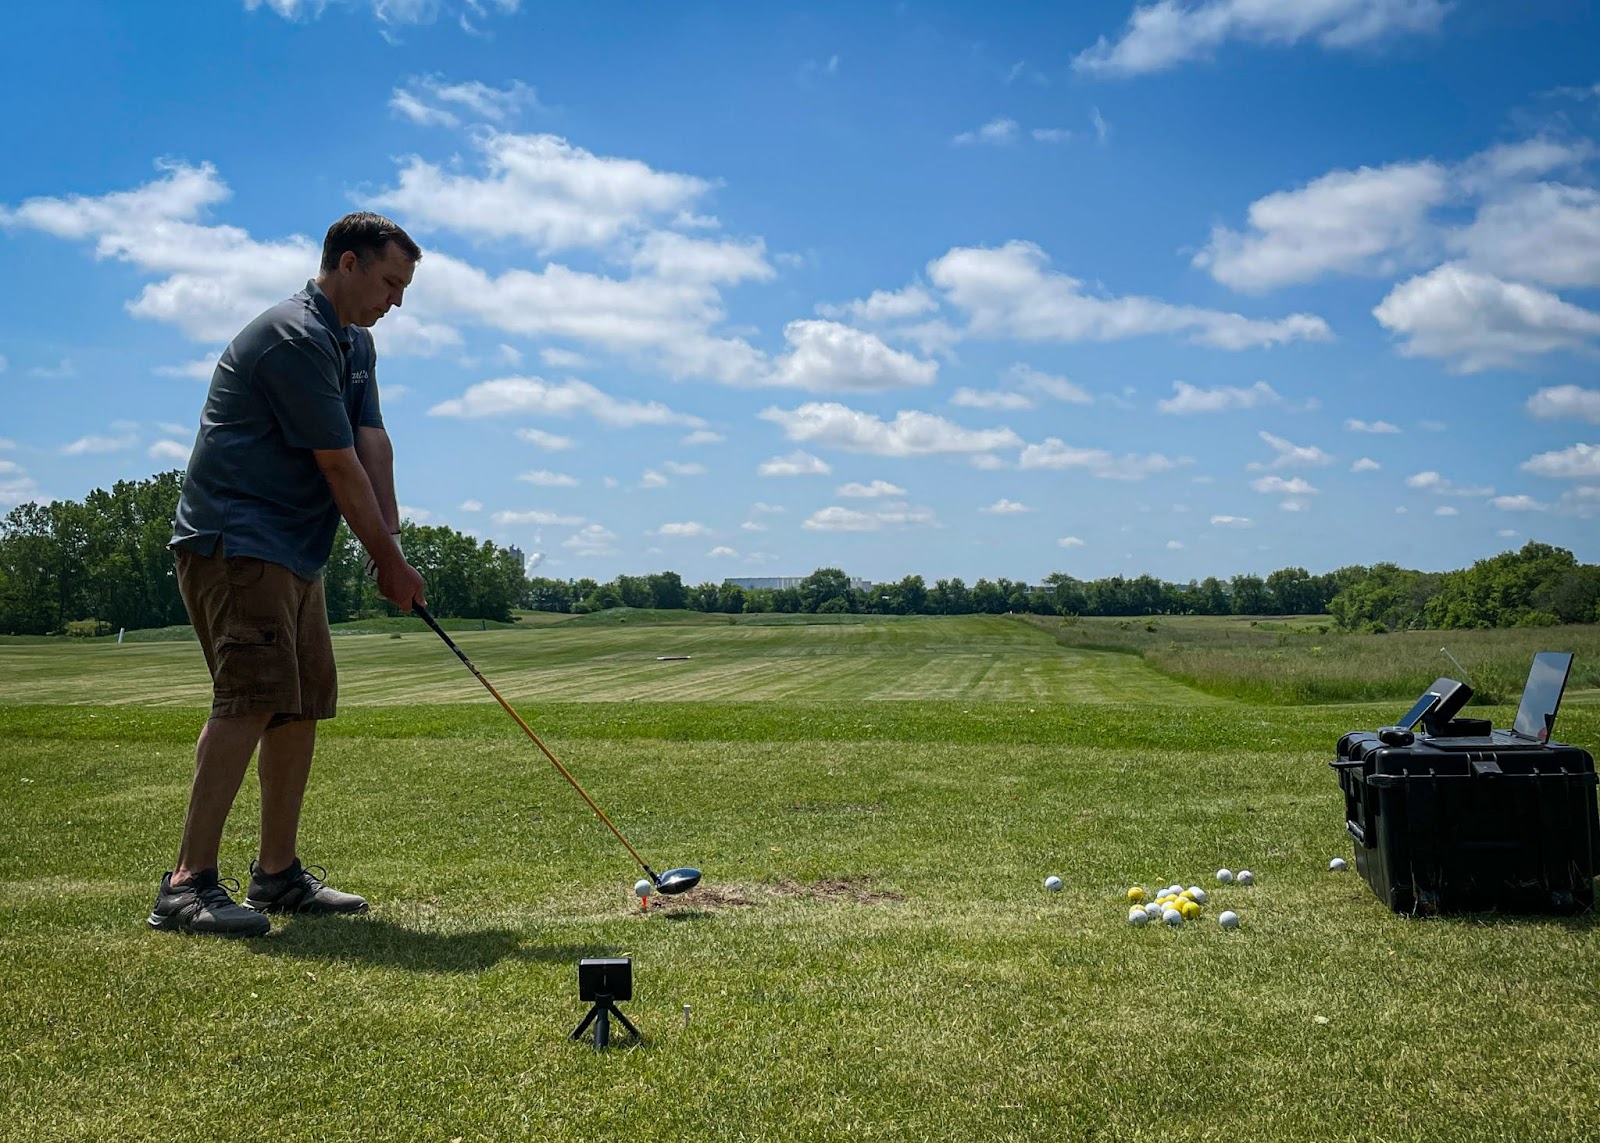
64, 619, 112, 638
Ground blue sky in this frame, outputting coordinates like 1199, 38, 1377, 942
3, 0, 1599, 587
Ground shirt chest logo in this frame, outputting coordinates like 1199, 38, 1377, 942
350, 369, 371, 385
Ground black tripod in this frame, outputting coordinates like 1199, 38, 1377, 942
570, 993, 640, 1050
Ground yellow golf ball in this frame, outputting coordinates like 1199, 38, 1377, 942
1180, 900, 1201, 919
1128, 887, 1147, 903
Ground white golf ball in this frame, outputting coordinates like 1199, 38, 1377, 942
1329, 857, 1348, 872
1218, 910, 1241, 930
1188, 887, 1208, 904
1128, 908, 1150, 926
1237, 870, 1255, 886
633, 878, 653, 898
1144, 903, 1163, 920
1216, 869, 1234, 884
1162, 908, 1184, 927
1044, 875, 1063, 892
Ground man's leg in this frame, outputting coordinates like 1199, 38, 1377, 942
173, 712, 273, 886
256, 717, 317, 876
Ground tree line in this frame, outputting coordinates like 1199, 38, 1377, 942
1, 472, 1596, 635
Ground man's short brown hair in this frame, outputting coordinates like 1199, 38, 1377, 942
320, 212, 422, 273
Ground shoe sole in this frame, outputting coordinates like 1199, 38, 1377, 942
244, 897, 369, 916
146, 911, 271, 938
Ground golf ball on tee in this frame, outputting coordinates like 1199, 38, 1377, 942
1044, 875, 1063, 892
1329, 857, 1348, 872
1216, 869, 1234, 884
1237, 870, 1255, 886
634, 878, 653, 898
1219, 910, 1241, 930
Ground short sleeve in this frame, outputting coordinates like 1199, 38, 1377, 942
256, 338, 356, 451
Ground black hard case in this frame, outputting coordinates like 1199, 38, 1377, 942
1332, 732, 1598, 914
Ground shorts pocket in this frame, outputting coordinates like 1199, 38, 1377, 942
218, 619, 278, 648
214, 618, 293, 701
224, 557, 268, 588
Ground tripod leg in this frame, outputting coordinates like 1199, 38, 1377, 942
570, 1006, 598, 1041
595, 1004, 610, 1050
609, 1002, 642, 1041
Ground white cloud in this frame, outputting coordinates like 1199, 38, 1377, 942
682, 429, 725, 445
1194, 161, 1447, 290
399, 504, 434, 523
1521, 443, 1600, 479
1057, 535, 1085, 547
751, 502, 785, 514
518, 469, 579, 487
1166, 540, 1185, 549
656, 521, 709, 537
1351, 457, 1381, 472
1434, 505, 1459, 516
1017, 439, 1176, 480
1032, 128, 1072, 144
802, 502, 937, 532
662, 461, 706, 476
0, 462, 41, 507
1490, 495, 1549, 512
62, 434, 136, 456
1450, 182, 1600, 288
148, 440, 189, 461
1075, 0, 1448, 77
460, 499, 483, 511
761, 402, 1022, 457
430, 375, 705, 427
493, 509, 585, 526
390, 76, 539, 129
29, 359, 75, 379
563, 523, 618, 556
928, 240, 1330, 349
0, 161, 321, 345
1346, 418, 1401, 433
640, 469, 669, 489
740, 521, 767, 532
758, 450, 831, 477
1211, 515, 1253, 527
244, 0, 522, 27
1157, 379, 1282, 414
982, 499, 1033, 514
953, 117, 1020, 146
630, 231, 775, 285
155, 354, 220, 380
1250, 475, 1318, 496
1090, 107, 1110, 144
1527, 386, 1600, 424
766, 320, 938, 391
837, 480, 906, 498
969, 453, 1008, 471
540, 347, 586, 368
951, 387, 1033, 410
1248, 430, 1332, 471
515, 426, 575, 450
1373, 264, 1600, 372
1406, 470, 1495, 496
371, 131, 712, 254
1008, 363, 1093, 404
816, 285, 938, 324
708, 546, 737, 557
1557, 486, 1600, 518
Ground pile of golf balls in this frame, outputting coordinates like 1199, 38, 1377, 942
1123, 872, 1253, 930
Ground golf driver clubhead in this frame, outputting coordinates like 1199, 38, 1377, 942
411, 601, 701, 895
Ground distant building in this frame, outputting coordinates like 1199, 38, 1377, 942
724, 576, 873, 592
506, 545, 526, 570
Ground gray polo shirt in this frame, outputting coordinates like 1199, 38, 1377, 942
170, 280, 384, 580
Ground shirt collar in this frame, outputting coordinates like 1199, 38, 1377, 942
305, 280, 353, 350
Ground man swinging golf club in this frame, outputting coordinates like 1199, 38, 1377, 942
150, 212, 427, 937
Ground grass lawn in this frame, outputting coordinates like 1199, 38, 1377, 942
3, 614, 1599, 1140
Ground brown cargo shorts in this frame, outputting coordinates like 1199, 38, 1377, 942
174, 547, 338, 725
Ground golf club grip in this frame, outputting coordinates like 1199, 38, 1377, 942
411, 602, 655, 875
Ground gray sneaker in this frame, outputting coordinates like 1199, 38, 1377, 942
245, 859, 369, 916
147, 869, 272, 937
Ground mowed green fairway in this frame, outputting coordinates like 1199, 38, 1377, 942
3, 614, 1600, 1141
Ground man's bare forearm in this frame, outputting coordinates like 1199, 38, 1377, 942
316, 450, 403, 568
355, 427, 399, 534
